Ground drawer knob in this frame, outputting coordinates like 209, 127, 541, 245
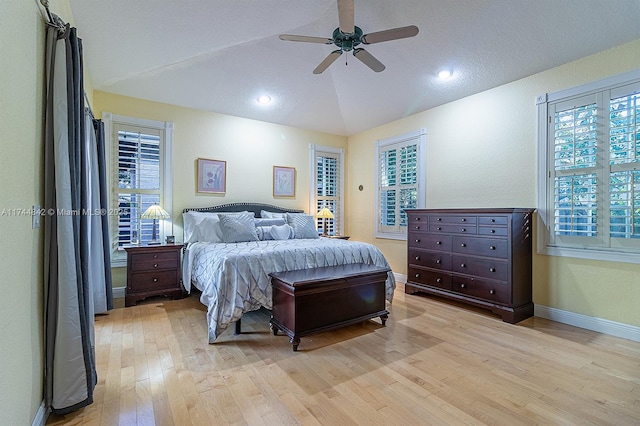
491, 219, 496, 223
461, 228, 466, 232
489, 246, 496, 250
415, 273, 420, 278
153, 278, 158, 282
436, 278, 442, 283
460, 243, 466, 247
154, 263, 159, 268
436, 259, 441, 264
436, 241, 442, 245
415, 256, 420, 261
489, 289, 495, 295
416, 217, 421, 221
415, 226, 420, 229
461, 218, 466, 222
153, 254, 158, 258
460, 283, 466, 288
490, 267, 496, 272
437, 227, 442, 231
461, 263, 466, 268
437, 218, 442, 221
491, 229, 496, 233
415, 239, 421, 243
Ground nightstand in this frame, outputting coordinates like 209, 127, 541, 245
124, 244, 183, 307
327, 235, 350, 240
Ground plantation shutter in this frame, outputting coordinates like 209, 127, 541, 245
316, 153, 341, 235
115, 124, 163, 247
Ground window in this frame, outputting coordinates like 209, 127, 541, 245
537, 69, 640, 263
375, 129, 426, 239
309, 145, 344, 236
103, 113, 173, 266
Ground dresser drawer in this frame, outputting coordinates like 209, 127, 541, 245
408, 267, 452, 290
409, 248, 451, 270
430, 215, 477, 225
478, 216, 508, 226
129, 270, 178, 292
409, 233, 452, 251
452, 255, 508, 281
452, 276, 510, 305
429, 223, 477, 234
478, 226, 508, 237
452, 236, 508, 258
130, 252, 179, 272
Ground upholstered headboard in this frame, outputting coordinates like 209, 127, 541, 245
183, 202, 304, 217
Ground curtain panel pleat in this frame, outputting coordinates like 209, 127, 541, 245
44, 22, 112, 415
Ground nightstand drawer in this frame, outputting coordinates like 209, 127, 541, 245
129, 270, 178, 292
130, 252, 178, 272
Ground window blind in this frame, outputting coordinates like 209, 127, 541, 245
316, 153, 340, 235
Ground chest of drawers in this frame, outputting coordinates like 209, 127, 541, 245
125, 244, 183, 307
406, 208, 534, 323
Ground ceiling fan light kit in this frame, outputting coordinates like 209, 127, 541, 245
279, 0, 419, 74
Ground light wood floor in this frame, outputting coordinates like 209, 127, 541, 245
47, 283, 640, 425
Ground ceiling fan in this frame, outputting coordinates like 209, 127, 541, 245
279, 0, 419, 74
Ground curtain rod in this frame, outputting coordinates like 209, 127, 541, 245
39, 0, 67, 32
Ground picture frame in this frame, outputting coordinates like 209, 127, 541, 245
273, 166, 296, 197
197, 158, 226, 193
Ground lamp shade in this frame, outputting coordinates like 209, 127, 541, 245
141, 205, 170, 220
317, 207, 334, 219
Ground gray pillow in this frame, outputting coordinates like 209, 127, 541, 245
286, 213, 320, 239
254, 217, 286, 227
260, 210, 286, 219
270, 224, 294, 240
218, 213, 259, 243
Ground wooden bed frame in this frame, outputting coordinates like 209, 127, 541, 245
182, 202, 306, 335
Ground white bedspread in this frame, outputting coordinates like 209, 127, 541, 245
183, 238, 395, 343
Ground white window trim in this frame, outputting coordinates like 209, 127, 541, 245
375, 128, 427, 240
103, 112, 173, 267
309, 144, 345, 235
536, 68, 640, 265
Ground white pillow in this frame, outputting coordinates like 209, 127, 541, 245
183, 210, 254, 243
260, 210, 286, 219
254, 217, 286, 227
271, 223, 294, 240
218, 213, 259, 243
286, 213, 320, 239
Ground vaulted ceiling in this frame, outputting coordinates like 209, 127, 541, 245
69, 0, 640, 136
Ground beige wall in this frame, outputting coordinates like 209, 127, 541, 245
347, 39, 640, 327
0, 1, 46, 424
93, 91, 348, 287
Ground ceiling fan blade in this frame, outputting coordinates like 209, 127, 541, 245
337, 0, 354, 34
313, 50, 342, 74
361, 25, 419, 44
353, 48, 385, 72
279, 34, 333, 44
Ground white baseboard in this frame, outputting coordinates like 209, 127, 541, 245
32, 401, 47, 426
535, 305, 640, 343
393, 273, 639, 342
113, 286, 126, 299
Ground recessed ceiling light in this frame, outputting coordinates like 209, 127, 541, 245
438, 69, 453, 80
257, 95, 272, 105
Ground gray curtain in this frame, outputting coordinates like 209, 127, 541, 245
44, 21, 112, 415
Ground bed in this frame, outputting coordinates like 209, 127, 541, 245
181, 202, 396, 343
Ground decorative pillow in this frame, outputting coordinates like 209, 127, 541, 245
270, 224, 294, 240
286, 213, 320, 239
218, 213, 259, 243
260, 210, 286, 219
254, 217, 286, 227
256, 226, 274, 241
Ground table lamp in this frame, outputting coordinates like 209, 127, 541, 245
141, 204, 170, 245
317, 207, 334, 237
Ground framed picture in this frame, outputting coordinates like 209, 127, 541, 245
273, 166, 295, 197
197, 158, 226, 193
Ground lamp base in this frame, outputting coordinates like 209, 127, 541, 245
147, 240, 161, 246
